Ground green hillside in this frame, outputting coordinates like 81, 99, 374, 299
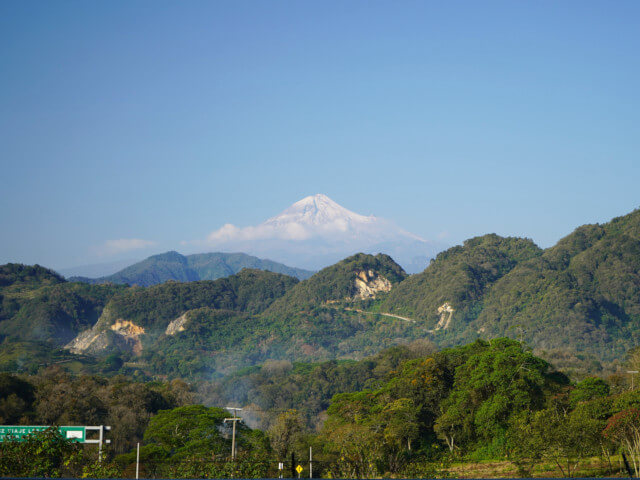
0, 264, 125, 345
95, 269, 298, 331
84, 254, 421, 378
265, 253, 407, 316
378, 234, 542, 326
3, 208, 640, 379
473, 209, 640, 360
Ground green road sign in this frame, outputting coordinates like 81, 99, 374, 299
0, 426, 86, 442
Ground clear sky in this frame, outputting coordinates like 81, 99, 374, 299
1, 0, 639, 269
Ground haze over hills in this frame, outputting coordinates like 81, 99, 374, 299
203, 194, 444, 272
69, 251, 315, 286
57, 259, 142, 279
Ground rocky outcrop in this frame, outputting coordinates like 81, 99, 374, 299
435, 302, 454, 330
65, 319, 146, 356
353, 270, 392, 299
166, 313, 188, 335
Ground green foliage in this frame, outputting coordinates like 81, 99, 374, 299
0, 280, 125, 346
142, 405, 231, 459
379, 234, 541, 325
100, 269, 297, 331
0, 373, 35, 423
207, 344, 425, 429
434, 339, 567, 456
267, 409, 304, 460
475, 209, 640, 361
0, 264, 65, 288
115, 405, 270, 478
320, 338, 570, 474
266, 253, 407, 316
0, 427, 80, 477
571, 376, 610, 405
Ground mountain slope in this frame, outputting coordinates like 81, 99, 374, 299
186, 252, 314, 281
265, 253, 408, 316
77, 253, 424, 377
378, 234, 542, 328
71, 251, 314, 286
473, 209, 640, 360
0, 264, 126, 346
65, 269, 299, 356
4, 207, 640, 378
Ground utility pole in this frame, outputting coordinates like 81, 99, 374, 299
309, 446, 312, 478
224, 407, 243, 460
136, 442, 140, 479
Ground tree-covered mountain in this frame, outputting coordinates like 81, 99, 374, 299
472, 209, 640, 360
68, 254, 426, 378
264, 253, 407, 316
69, 251, 314, 286
3, 208, 640, 378
66, 269, 299, 359
373, 209, 640, 363
0, 264, 126, 346
378, 234, 542, 327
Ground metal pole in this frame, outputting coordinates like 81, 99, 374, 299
136, 442, 140, 479
98, 425, 103, 463
231, 416, 236, 460
309, 447, 312, 478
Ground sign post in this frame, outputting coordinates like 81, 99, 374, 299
0, 426, 86, 442
0, 425, 111, 457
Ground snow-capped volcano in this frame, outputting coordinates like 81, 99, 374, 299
205, 194, 443, 272
264, 194, 377, 231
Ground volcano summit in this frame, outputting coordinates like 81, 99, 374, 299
205, 194, 442, 272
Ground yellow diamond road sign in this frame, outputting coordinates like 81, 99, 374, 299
296, 465, 303, 474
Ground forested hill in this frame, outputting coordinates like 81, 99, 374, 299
378, 234, 542, 325
3, 208, 640, 378
471, 208, 640, 359
69, 251, 314, 286
264, 252, 407, 317
375, 209, 640, 362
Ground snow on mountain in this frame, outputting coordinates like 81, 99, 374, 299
204, 194, 444, 272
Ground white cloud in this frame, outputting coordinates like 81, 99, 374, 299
206, 223, 312, 244
92, 238, 156, 256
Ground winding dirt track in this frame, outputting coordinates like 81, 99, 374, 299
341, 307, 416, 323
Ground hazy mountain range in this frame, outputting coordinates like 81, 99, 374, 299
2, 206, 640, 380
68, 251, 314, 286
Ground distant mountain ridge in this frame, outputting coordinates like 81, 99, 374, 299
69, 251, 314, 286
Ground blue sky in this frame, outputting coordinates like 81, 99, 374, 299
1, 0, 639, 269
